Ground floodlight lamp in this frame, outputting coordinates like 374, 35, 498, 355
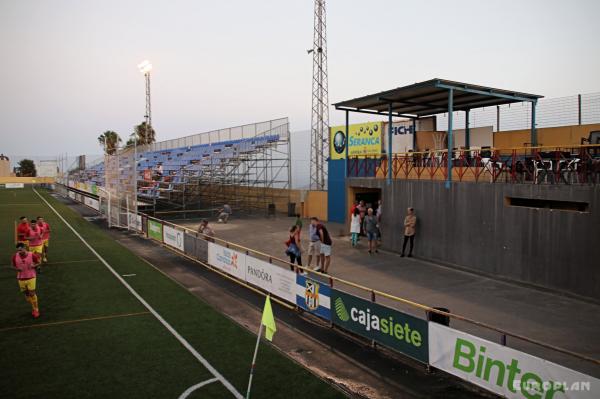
138, 60, 152, 74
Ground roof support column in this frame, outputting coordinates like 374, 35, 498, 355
387, 102, 393, 185
465, 109, 470, 149
344, 110, 349, 178
446, 88, 454, 189
531, 100, 537, 147
412, 118, 417, 150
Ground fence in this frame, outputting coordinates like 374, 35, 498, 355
437, 92, 600, 132
347, 144, 600, 185
58, 184, 600, 397
149, 117, 290, 151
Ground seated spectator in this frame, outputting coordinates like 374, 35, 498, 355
198, 219, 215, 242
218, 204, 232, 223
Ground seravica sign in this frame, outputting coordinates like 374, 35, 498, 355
331, 289, 428, 363
429, 323, 599, 399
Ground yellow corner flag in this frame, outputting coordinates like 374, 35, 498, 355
261, 296, 276, 341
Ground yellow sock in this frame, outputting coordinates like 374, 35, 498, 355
30, 295, 39, 312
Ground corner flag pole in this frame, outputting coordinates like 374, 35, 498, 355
245, 321, 263, 399
246, 295, 276, 399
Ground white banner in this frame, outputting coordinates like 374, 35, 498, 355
68, 191, 76, 199
208, 242, 247, 281
5, 183, 25, 188
128, 212, 143, 232
163, 225, 185, 252
84, 197, 100, 211
429, 323, 599, 399
245, 257, 296, 303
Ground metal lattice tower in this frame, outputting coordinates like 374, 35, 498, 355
144, 71, 152, 129
309, 0, 329, 190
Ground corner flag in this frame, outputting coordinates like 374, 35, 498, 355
247, 296, 277, 398
261, 295, 276, 341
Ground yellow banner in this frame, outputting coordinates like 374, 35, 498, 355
330, 122, 382, 160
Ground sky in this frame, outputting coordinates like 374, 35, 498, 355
0, 0, 599, 160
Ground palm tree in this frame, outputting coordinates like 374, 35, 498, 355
17, 159, 36, 177
127, 122, 156, 146
98, 131, 122, 155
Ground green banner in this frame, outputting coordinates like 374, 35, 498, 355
331, 289, 428, 363
147, 219, 163, 242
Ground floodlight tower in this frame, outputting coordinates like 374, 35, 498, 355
138, 60, 153, 139
136, 59, 153, 213
309, 0, 329, 190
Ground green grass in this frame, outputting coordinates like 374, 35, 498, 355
0, 187, 345, 399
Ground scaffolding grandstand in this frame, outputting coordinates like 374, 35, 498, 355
66, 118, 291, 221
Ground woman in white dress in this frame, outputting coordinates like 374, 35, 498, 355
350, 208, 361, 247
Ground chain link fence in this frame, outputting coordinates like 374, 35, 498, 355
437, 92, 600, 131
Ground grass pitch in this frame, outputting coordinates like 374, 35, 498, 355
0, 187, 344, 399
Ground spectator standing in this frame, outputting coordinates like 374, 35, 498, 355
350, 208, 361, 247
285, 225, 302, 271
349, 200, 358, 217
401, 207, 417, 257
294, 214, 303, 233
218, 204, 232, 223
307, 217, 321, 271
357, 200, 366, 235
376, 199, 383, 245
363, 208, 379, 254
317, 221, 333, 274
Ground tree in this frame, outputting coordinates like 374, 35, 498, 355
127, 121, 156, 146
98, 131, 122, 155
17, 159, 36, 177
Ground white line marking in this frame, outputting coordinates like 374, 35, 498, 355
121, 274, 137, 277
178, 377, 219, 399
32, 188, 243, 399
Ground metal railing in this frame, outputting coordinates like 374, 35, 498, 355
348, 144, 600, 184
141, 211, 600, 377
149, 117, 290, 151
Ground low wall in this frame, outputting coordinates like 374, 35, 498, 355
0, 176, 55, 184
348, 178, 600, 300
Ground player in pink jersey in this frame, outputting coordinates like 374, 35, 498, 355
12, 243, 41, 318
27, 219, 44, 273
37, 216, 51, 263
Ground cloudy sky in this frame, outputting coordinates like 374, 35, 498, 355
1, 0, 599, 159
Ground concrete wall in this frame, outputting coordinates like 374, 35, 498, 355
493, 123, 600, 149
0, 159, 11, 177
348, 178, 600, 300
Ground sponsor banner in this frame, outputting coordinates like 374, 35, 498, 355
4, 183, 25, 188
207, 242, 247, 281
163, 224, 185, 252
127, 212, 143, 232
295, 275, 331, 321
68, 191, 76, 199
331, 289, 428, 363
147, 219, 163, 242
330, 122, 382, 160
245, 257, 296, 303
382, 121, 415, 153
83, 196, 100, 211
429, 323, 600, 399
